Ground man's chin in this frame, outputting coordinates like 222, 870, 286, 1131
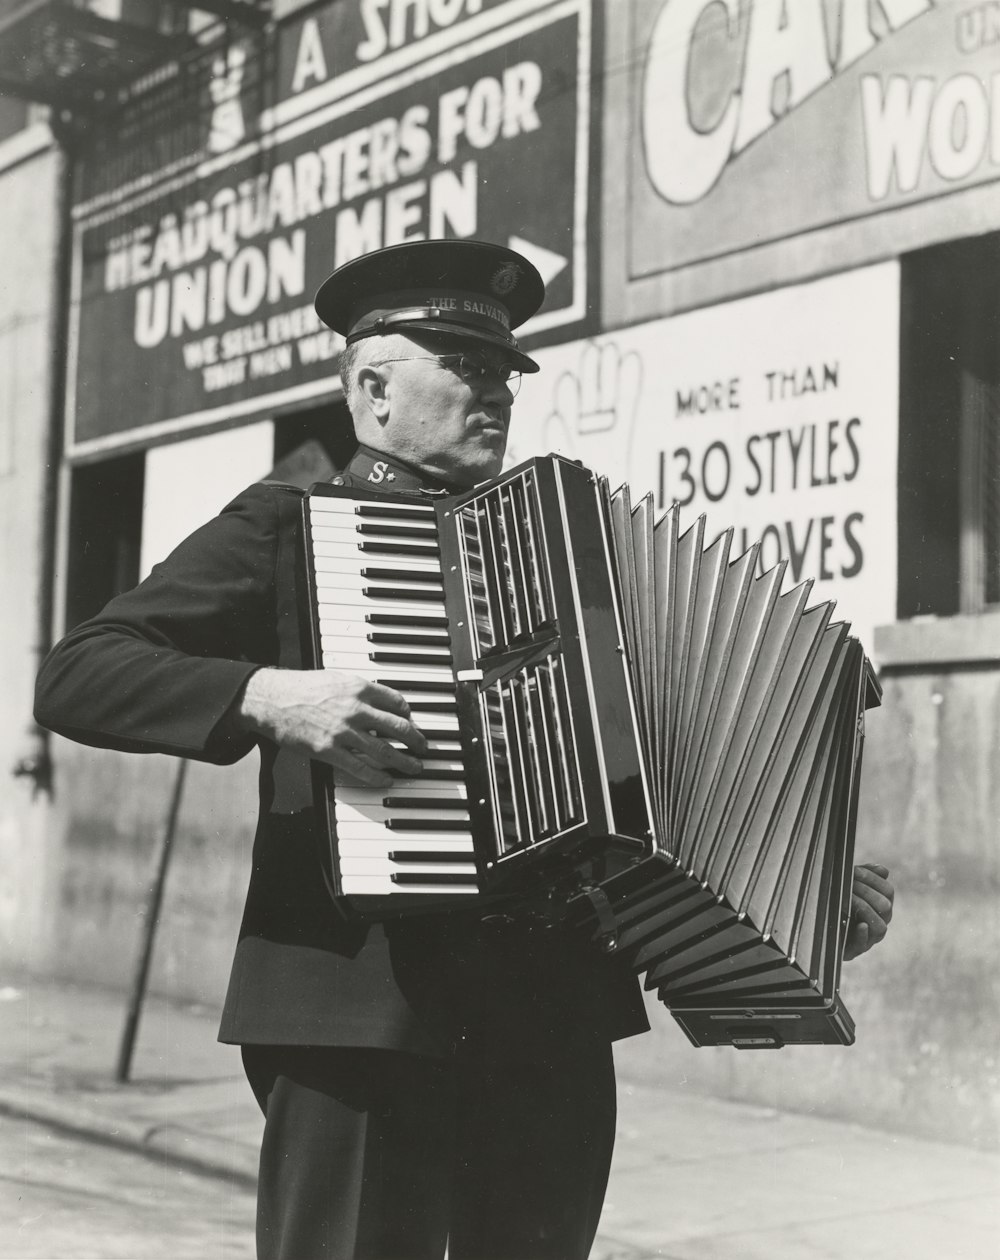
453, 454, 505, 489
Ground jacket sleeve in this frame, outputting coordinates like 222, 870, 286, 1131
34, 481, 291, 765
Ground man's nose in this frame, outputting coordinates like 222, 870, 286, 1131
480, 371, 514, 405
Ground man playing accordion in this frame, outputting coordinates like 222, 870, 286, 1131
35, 238, 893, 1259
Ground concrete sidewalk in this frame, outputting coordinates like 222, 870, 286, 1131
0, 977, 997, 1259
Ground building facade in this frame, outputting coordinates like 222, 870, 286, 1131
2, 0, 998, 1148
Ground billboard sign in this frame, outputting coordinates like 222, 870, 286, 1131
67, 0, 591, 459
507, 263, 900, 651
625, 0, 1000, 278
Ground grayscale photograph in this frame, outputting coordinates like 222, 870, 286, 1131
0, 1, 997, 1257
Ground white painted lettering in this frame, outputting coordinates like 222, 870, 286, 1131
134, 280, 169, 347
293, 152, 324, 219
502, 62, 542, 140
170, 270, 208, 337
266, 230, 306, 303
292, 17, 328, 93
928, 74, 991, 181
862, 74, 935, 198
643, 0, 740, 205
226, 247, 268, 317
384, 180, 426, 245
643, 0, 933, 205
356, 0, 484, 63
429, 161, 477, 238
735, 0, 832, 151
334, 199, 383, 268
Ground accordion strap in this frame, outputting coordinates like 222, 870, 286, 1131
578, 883, 619, 954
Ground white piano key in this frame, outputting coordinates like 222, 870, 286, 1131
336, 837, 474, 855
337, 824, 474, 845
320, 651, 453, 677
310, 498, 435, 518
321, 636, 452, 660
315, 587, 446, 608
319, 628, 450, 649
312, 515, 438, 530
314, 571, 444, 592
335, 803, 471, 824
309, 510, 437, 529
318, 619, 448, 640
333, 767, 466, 788
386, 738, 463, 755
339, 875, 476, 896
318, 529, 441, 548
409, 713, 460, 732
310, 542, 440, 562
316, 589, 446, 610
340, 860, 478, 877
312, 545, 441, 569
320, 651, 455, 674
329, 781, 463, 801
316, 594, 446, 617
354, 664, 456, 685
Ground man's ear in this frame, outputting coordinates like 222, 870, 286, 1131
356, 365, 389, 423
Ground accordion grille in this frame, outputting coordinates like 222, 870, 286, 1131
455, 469, 555, 654
481, 653, 585, 854
452, 468, 585, 854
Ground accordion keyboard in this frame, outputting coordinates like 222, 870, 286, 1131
307, 491, 480, 898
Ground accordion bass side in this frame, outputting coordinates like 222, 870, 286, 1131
303, 455, 881, 1048
591, 477, 880, 1047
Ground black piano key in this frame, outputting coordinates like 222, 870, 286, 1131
417, 748, 464, 762
366, 615, 449, 628
359, 542, 441, 558
356, 523, 439, 539
391, 871, 478, 886
376, 678, 455, 693
386, 819, 472, 832
406, 701, 458, 714
357, 506, 434, 522
369, 651, 453, 666
364, 587, 444, 601
408, 729, 459, 742
389, 850, 476, 863
384, 796, 468, 810
367, 632, 451, 647
415, 768, 466, 781
362, 567, 443, 583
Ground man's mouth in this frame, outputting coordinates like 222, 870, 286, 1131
476, 408, 508, 432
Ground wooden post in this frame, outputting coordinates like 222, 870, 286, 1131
115, 757, 189, 1083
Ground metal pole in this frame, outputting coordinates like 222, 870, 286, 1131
12, 132, 74, 798
115, 757, 189, 1083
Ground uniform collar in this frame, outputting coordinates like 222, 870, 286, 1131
342, 444, 458, 494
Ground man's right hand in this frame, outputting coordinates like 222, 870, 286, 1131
236, 668, 428, 786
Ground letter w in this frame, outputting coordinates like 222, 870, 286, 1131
861, 74, 935, 200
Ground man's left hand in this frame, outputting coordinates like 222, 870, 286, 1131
844, 863, 895, 961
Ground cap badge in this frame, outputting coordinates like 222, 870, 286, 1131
491, 263, 521, 296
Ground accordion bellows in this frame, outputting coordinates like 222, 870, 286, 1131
304, 454, 880, 1048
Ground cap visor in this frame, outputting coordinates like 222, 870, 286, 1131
361, 321, 540, 373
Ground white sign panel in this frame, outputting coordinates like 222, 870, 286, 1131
508, 263, 900, 652
140, 422, 274, 580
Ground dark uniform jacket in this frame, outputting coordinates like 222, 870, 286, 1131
34, 445, 649, 1062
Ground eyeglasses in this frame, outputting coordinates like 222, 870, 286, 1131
372, 353, 522, 397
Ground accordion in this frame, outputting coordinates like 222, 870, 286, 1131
303, 454, 880, 1048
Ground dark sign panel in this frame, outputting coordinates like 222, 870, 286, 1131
67, 0, 591, 458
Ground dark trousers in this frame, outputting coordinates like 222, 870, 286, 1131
242, 1041, 617, 1260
